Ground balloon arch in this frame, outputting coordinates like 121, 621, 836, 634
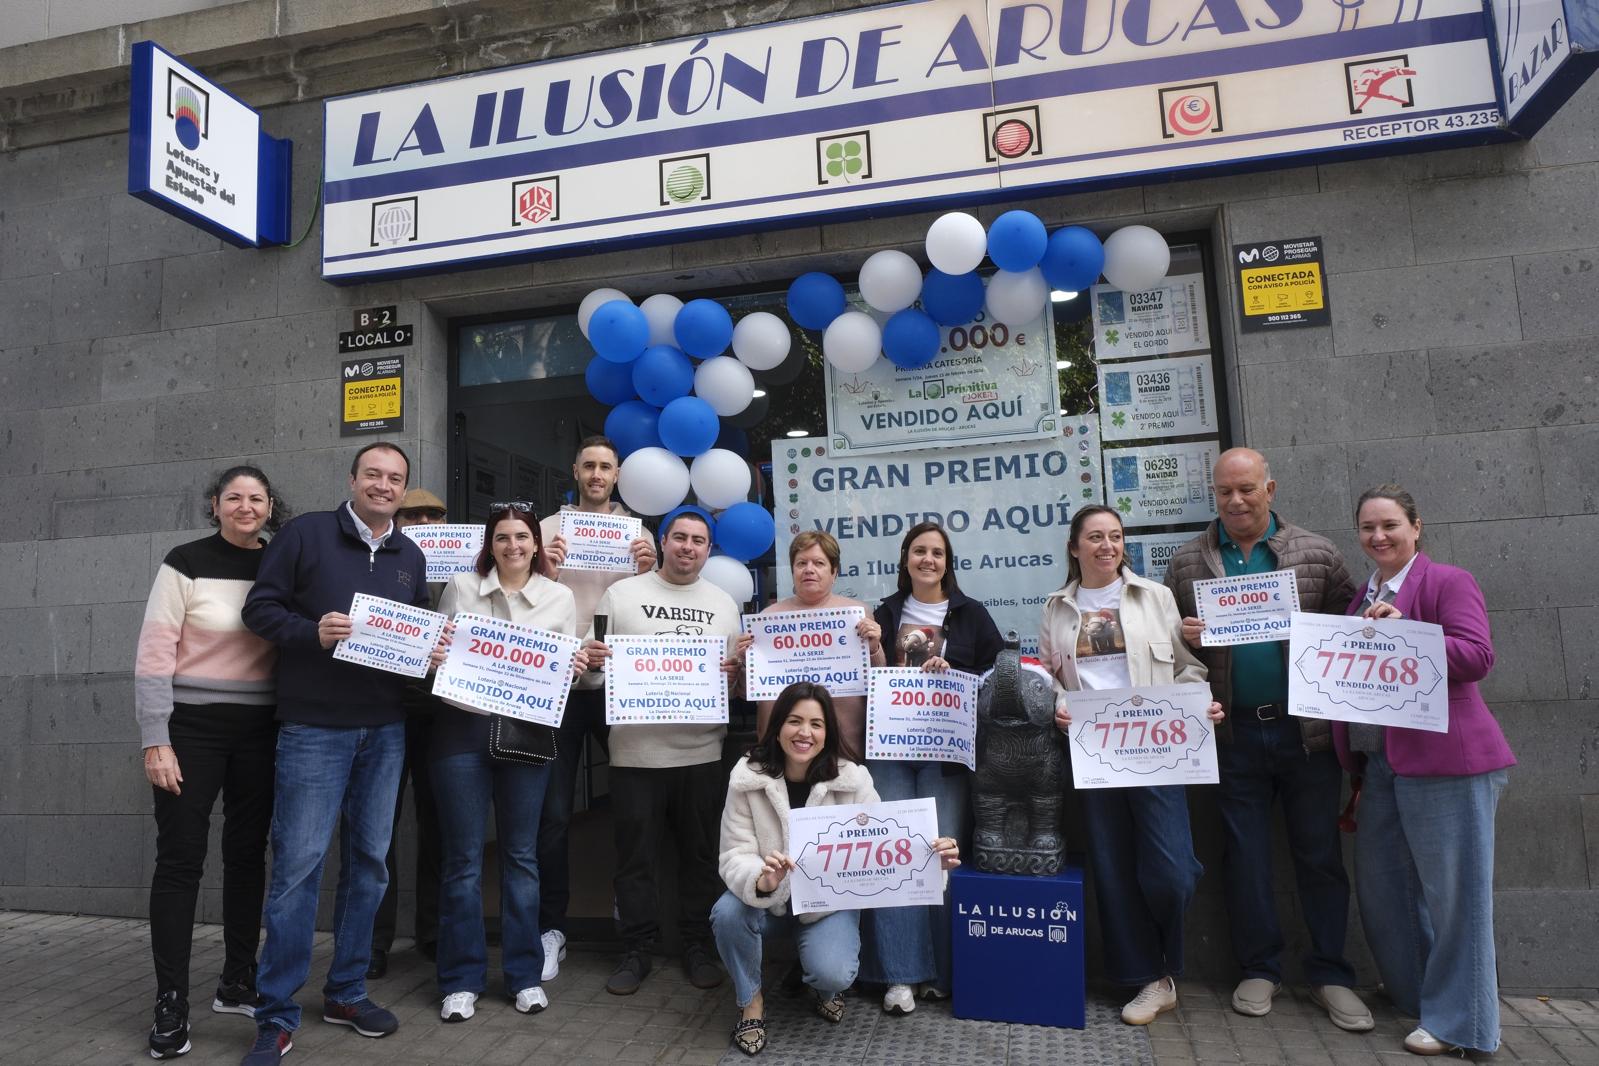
575, 213, 1172, 603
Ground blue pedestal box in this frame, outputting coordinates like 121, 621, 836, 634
950, 864, 1086, 1029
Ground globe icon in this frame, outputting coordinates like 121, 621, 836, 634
665, 164, 704, 203
375, 204, 413, 243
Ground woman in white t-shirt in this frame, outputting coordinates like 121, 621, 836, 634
1039, 505, 1223, 1026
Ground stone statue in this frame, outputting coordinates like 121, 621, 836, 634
973, 632, 1067, 875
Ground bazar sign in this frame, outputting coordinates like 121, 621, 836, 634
320, 0, 1524, 280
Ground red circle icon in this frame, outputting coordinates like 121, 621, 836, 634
991, 119, 1034, 158
1167, 95, 1214, 136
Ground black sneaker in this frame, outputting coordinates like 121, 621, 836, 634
213, 978, 263, 1018
239, 1025, 292, 1065
321, 997, 398, 1038
149, 991, 191, 1059
683, 942, 724, 990
605, 950, 652, 995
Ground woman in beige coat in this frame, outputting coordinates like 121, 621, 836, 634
711, 682, 957, 1055
1040, 505, 1222, 1027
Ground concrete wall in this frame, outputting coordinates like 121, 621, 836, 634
1, 0, 1596, 988
0, 0, 239, 49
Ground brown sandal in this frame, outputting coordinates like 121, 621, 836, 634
732, 1016, 767, 1056
812, 991, 846, 1024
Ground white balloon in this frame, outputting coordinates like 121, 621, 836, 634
924, 212, 988, 275
693, 357, 755, 417
578, 288, 630, 339
690, 449, 752, 510
984, 268, 1049, 328
1101, 225, 1171, 293
730, 311, 791, 371
857, 249, 923, 313
822, 311, 882, 373
616, 447, 690, 516
640, 293, 684, 347
701, 554, 754, 605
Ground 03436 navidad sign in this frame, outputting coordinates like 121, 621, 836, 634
317, 0, 1566, 280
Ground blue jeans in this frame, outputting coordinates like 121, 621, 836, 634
432, 749, 550, 997
1355, 752, 1507, 1052
1081, 784, 1202, 986
1216, 714, 1355, 986
858, 760, 967, 989
710, 892, 860, 1008
256, 721, 405, 1032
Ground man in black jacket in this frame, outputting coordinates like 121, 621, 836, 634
238, 442, 433, 1066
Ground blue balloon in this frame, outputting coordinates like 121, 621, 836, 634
660, 504, 715, 542
657, 395, 720, 457
585, 355, 637, 406
987, 210, 1048, 272
715, 422, 751, 458
589, 300, 650, 363
631, 345, 695, 407
674, 299, 734, 359
785, 272, 847, 331
919, 269, 986, 326
882, 309, 942, 370
1040, 226, 1106, 292
604, 400, 661, 458
715, 501, 776, 563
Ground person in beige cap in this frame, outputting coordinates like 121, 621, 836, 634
369, 484, 450, 977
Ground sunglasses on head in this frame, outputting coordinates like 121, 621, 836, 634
490, 500, 537, 515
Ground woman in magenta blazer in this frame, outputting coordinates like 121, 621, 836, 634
1333, 485, 1514, 1057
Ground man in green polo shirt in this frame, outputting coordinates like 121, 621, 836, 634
1165, 448, 1371, 1033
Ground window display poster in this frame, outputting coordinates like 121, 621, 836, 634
1098, 354, 1218, 441
1123, 532, 1199, 583
1090, 273, 1209, 361
1104, 440, 1219, 527
774, 424, 1103, 655
825, 306, 1060, 454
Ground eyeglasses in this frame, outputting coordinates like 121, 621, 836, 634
490, 500, 537, 514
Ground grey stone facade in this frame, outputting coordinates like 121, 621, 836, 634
1, 0, 1595, 987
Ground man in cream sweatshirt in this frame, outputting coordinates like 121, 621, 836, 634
584, 509, 741, 996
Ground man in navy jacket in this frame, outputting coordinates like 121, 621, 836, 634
238, 442, 432, 1065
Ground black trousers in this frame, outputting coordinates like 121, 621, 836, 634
149, 704, 277, 1000
537, 686, 610, 934
373, 703, 441, 951
611, 760, 726, 951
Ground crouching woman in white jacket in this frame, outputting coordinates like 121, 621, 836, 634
711, 681, 960, 1055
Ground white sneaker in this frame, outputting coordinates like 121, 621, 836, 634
541, 930, 567, 982
1121, 977, 1178, 1025
440, 991, 476, 1023
514, 987, 548, 1014
883, 984, 916, 1015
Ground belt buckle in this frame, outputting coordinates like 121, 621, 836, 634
1253, 703, 1280, 721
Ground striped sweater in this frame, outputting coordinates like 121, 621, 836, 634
134, 533, 277, 748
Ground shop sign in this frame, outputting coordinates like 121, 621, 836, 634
774, 427, 1103, 654
1488, 0, 1599, 127
340, 354, 405, 436
824, 306, 1059, 453
320, 0, 1516, 281
127, 41, 292, 247
1233, 236, 1330, 331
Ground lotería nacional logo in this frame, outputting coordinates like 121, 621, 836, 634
816, 131, 873, 186
511, 177, 560, 227
1345, 55, 1417, 114
983, 105, 1043, 161
166, 70, 210, 151
659, 153, 711, 206
1159, 82, 1224, 139
370, 197, 418, 247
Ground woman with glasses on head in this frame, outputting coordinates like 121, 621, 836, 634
137, 466, 290, 1059
431, 501, 588, 1024
1334, 485, 1514, 1057
861, 521, 1002, 1014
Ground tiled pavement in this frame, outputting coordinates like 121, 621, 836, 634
2, 910, 1594, 1065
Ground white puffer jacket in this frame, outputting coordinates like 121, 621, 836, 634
717, 757, 879, 922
